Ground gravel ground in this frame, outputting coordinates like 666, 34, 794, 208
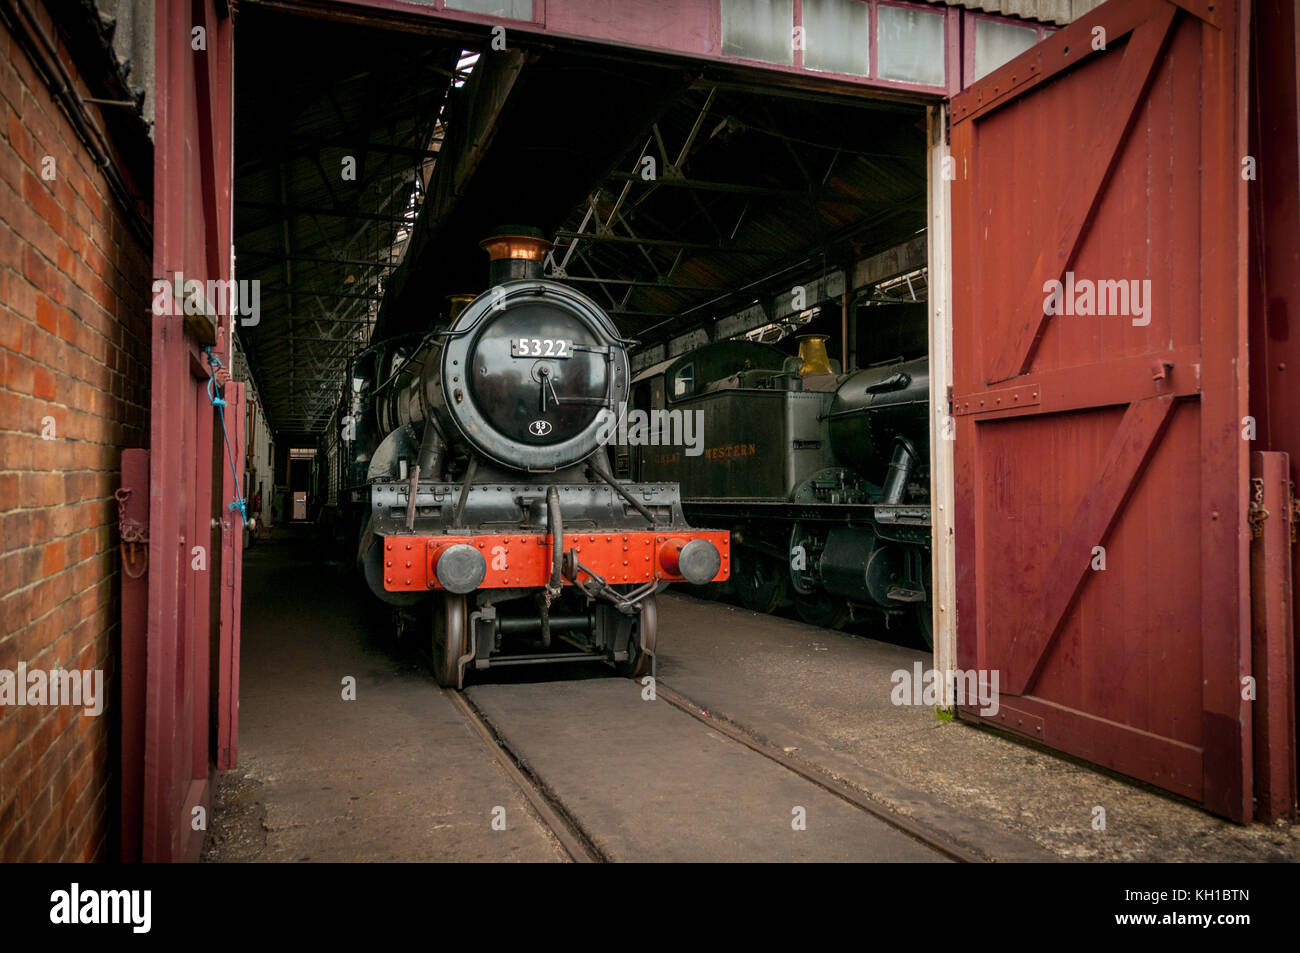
201, 773, 268, 863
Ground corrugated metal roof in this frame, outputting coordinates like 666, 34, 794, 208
89, 0, 155, 130
232, 7, 462, 437
537, 85, 928, 349
941, 0, 1106, 27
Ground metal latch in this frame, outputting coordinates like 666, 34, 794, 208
1248, 477, 1269, 540
115, 487, 149, 578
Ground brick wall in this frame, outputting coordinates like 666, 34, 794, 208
0, 8, 152, 861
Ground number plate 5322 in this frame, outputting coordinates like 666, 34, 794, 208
512, 338, 572, 358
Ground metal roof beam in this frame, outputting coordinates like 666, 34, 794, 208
239, 252, 398, 269
560, 275, 719, 292
236, 199, 411, 224
550, 230, 766, 256
605, 171, 807, 200
262, 287, 381, 300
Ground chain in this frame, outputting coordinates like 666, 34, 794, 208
115, 487, 149, 578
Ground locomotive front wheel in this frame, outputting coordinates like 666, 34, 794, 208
733, 552, 787, 615
617, 595, 657, 678
431, 594, 469, 689
795, 595, 850, 630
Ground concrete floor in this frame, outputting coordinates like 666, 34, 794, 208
655, 596, 1300, 863
205, 528, 1299, 863
203, 530, 564, 862
468, 679, 947, 862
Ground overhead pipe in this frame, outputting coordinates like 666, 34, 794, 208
1, 0, 150, 243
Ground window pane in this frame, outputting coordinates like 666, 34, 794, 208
803, 0, 870, 76
974, 19, 1038, 79
446, 0, 532, 21
876, 4, 945, 87
722, 0, 794, 65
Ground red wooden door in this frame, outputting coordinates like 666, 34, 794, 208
145, 0, 239, 860
949, 0, 1252, 819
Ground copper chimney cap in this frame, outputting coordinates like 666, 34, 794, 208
480, 230, 552, 263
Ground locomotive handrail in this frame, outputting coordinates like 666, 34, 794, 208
818, 397, 928, 421
546, 487, 563, 595
587, 456, 657, 526
435, 286, 638, 349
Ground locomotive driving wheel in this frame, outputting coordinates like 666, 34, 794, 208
795, 595, 850, 630
616, 595, 657, 678
733, 551, 788, 614
431, 594, 469, 688
915, 603, 934, 651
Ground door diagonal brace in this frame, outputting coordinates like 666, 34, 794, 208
1009, 394, 1178, 696
987, 4, 1178, 385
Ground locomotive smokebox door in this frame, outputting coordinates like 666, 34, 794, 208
440, 279, 630, 472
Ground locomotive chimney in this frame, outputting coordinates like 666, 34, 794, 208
480, 225, 551, 285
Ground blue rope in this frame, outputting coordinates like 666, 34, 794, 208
203, 346, 248, 526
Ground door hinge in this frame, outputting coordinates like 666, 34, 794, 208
1248, 477, 1269, 540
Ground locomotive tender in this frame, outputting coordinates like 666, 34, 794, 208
331, 229, 729, 687
626, 334, 932, 647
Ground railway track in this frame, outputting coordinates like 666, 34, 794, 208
446, 677, 979, 863
446, 689, 606, 863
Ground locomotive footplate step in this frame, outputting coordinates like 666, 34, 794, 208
466, 680, 949, 862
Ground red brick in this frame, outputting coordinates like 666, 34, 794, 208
31, 364, 55, 400
33, 292, 56, 332
54, 307, 77, 347
55, 240, 74, 275
21, 170, 62, 233
21, 244, 51, 290
5, 108, 32, 166
4, 279, 37, 336
3, 350, 34, 394
40, 541, 63, 576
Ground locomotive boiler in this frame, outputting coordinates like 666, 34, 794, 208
334, 229, 728, 687
627, 334, 932, 646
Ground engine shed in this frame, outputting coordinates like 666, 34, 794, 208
2, 0, 1300, 873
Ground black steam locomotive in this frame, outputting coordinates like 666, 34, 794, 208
625, 333, 932, 646
327, 230, 728, 687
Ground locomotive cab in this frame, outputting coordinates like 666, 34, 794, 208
628, 327, 933, 646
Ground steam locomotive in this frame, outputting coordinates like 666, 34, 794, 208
328, 229, 729, 687
624, 333, 932, 647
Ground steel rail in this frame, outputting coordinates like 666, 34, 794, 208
445, 676, 982, 864
445, 690, 605, 864
654, 684, 981, 863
